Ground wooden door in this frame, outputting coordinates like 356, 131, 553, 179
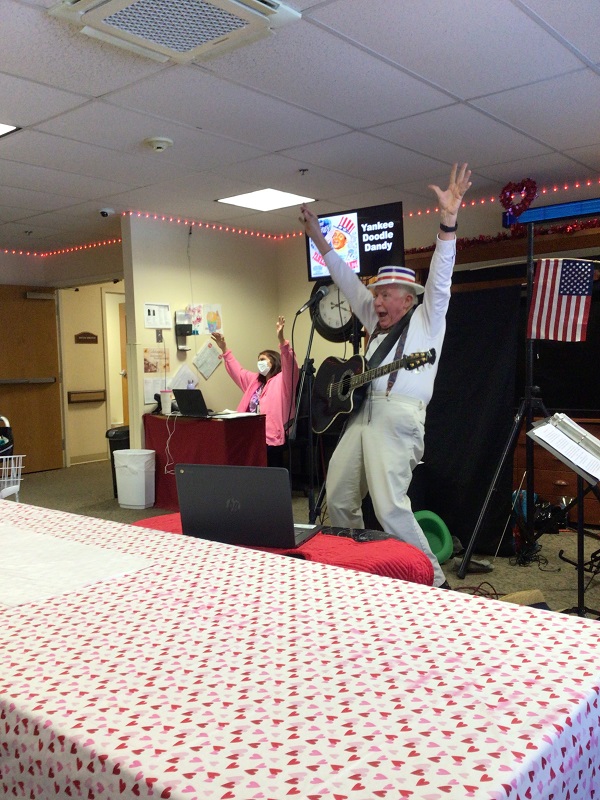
0, 286, 64, 473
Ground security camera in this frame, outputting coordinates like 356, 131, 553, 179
99, 208, 114, 217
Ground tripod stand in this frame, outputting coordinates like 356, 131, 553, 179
288, 313, 319, 523
311, 313, 363, 523
457, 197, 600, 578
456, 221, 547, 579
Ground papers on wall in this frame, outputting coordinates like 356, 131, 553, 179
143, 346, 170, 403
186, 304, 203, 334
528, 413, 600, 484
144, 303, 171, 329
203, 304, 222, 335
144, 378, 165, 404
143, 347, 170, 375
182, 303, 223, 336
170, 364, 199, 390
193, 340, 222, 380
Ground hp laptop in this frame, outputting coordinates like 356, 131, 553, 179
175, 464, 320, 549
172, 388, 213, 418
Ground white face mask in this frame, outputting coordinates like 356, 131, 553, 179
257, 360, 271, 376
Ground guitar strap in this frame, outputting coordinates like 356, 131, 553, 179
366, 308, 414, 370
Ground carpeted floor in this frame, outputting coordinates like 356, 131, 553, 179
13, 459, 600, 617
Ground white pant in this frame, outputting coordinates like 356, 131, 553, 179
325, 393, 446, 587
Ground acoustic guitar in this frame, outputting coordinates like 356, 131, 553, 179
312, 349, 436, 434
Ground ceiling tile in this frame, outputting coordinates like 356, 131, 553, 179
106, 65, 349, 149
472, 71, 600, 150
35, 101, 265, 168
369, 105, 553, 168
205, 22, 455, 127
3, 2, 165, 95
282, 133, 446, 184
307, 0, 583, 97
518, 0, 600, 61
0, 72, 88, 127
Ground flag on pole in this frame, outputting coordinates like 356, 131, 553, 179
527, 258, 594, 342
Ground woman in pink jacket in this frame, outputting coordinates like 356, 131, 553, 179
211, 316, 299, 467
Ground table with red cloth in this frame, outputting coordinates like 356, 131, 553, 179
133, 512, 435, 584
143, 412, 266, 509
4, 499, 600, 800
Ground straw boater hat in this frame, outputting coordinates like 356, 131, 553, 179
368, 265, 425, 295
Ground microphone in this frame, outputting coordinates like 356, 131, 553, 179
297, 285, 329, 315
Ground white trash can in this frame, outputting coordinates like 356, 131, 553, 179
114, 449, 155, 509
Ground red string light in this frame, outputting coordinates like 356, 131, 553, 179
4, 175, 600, 258
1, 238, 123, 258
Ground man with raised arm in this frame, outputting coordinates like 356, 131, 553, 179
299, 163, 472, 588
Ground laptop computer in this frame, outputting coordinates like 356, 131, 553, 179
175, 463, 320, 549
172, 388, 213, 418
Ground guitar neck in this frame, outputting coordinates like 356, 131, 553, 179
352, 356, 411, 388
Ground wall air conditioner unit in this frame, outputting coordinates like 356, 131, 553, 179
49, 0, 301, 63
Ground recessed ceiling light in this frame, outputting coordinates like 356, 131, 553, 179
0, 124, 19, 138
217, 188, 315, 212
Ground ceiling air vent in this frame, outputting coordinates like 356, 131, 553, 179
49, 0, 301, 62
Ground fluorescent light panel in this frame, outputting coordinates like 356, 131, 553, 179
0, 124, 19, 138
217, 188, 314, 212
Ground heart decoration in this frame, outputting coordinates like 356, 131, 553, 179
499, 178, 537, 218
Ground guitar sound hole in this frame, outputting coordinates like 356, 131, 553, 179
338, 370, 353, 400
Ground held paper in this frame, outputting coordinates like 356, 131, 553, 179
193, 340, 221, 380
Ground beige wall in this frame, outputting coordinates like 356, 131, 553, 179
121, 216, 352, 446
0, 241, 124, 288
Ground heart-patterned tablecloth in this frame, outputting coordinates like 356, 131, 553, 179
1, 500, 600, 800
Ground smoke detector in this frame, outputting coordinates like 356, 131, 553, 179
143, 136, 174, 152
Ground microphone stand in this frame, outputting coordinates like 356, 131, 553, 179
288, 312, 318, 524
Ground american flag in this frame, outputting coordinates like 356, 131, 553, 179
527, 258, 594, 342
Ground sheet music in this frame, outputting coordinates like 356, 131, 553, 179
529, 424, 600, 483
551, 413, 600, 459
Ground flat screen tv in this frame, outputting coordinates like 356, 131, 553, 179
306, 201, 404, 281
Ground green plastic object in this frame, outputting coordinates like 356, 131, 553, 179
414, 510, 453, 564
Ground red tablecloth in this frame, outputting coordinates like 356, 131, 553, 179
133, 512, 434, 584
143, 413, 266, 509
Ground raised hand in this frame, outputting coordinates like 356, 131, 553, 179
211, 331, 227, 353
299, 204, 331, 256
428, 162, 472, 220
276, 315, 285, 343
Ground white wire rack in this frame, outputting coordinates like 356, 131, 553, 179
0, 455, 25, 502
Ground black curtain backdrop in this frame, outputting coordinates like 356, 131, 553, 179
408, 285, 522, 555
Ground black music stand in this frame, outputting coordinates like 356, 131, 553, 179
526, 416, 600, 617
559, 474, 600, 618
456, 196, 600, 579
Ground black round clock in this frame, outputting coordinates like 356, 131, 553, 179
309, 279, 354, 343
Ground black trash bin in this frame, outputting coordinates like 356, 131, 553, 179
106, 426, 130, 498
